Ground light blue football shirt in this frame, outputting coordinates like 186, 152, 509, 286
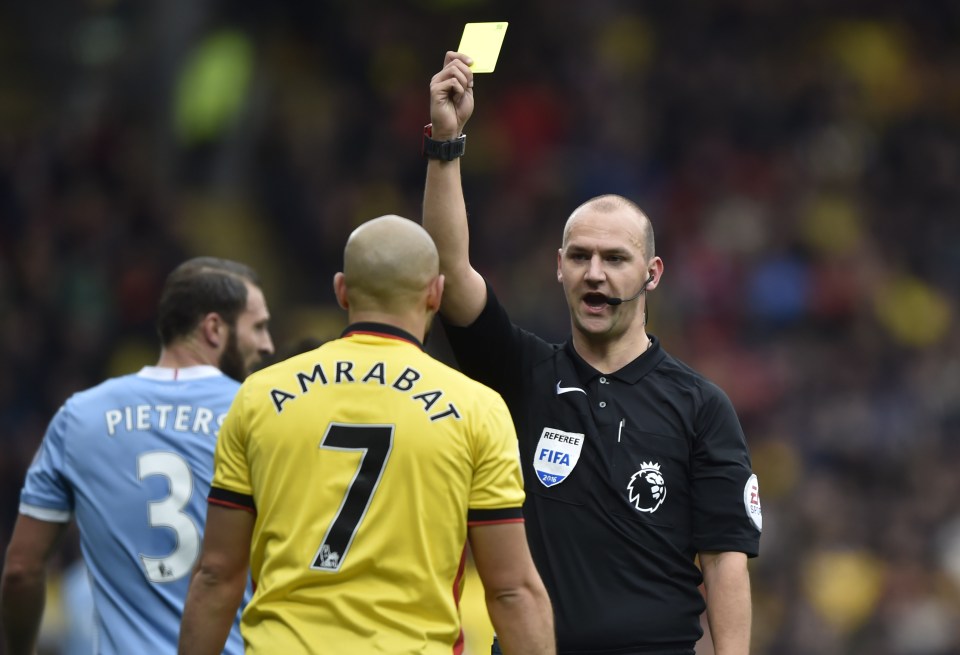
20, 366, 248, 655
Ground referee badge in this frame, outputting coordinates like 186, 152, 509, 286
533, 426, 584, 487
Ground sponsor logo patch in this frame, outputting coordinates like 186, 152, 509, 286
743, 473, 762, 531
627, 461, 667, 513
534, 427, 584, 487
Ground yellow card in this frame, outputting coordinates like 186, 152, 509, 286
457, 22, 508, 73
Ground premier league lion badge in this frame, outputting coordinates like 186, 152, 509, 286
627, 461, 667, 513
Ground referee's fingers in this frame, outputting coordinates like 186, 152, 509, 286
443, 50, 473, 68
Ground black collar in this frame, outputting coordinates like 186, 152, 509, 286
564, 334, 665, 385
340, 322, 424, 350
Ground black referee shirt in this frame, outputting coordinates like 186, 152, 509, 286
444, 285, 760, 655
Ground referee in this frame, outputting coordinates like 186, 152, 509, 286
423, 51, 761, 655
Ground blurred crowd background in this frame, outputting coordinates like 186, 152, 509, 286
2, 0, 959, 653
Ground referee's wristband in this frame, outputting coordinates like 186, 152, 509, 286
422, 123, 466, 161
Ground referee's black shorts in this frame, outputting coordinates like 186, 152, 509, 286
491, 634, 696, 655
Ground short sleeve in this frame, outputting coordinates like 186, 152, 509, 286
468, 392, 525, 518
20, 406, 74, 522
691, 383, 761, 556
210, 389, 254, 507
442, 283, 523, 399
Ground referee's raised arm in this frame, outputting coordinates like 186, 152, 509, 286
422, 51, 487, 327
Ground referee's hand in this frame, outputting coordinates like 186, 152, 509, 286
430, 51, 474, 140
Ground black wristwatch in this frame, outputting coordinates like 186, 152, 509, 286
422, 123, 466, 161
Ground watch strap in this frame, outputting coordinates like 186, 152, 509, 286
422, 123, 466, 161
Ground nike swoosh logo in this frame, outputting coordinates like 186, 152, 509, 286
556, 381, 586, 395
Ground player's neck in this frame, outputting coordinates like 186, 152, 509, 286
156, 341, 220, 370
571, 328, 651, 375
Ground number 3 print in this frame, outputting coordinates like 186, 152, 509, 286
136, 451, 201, 583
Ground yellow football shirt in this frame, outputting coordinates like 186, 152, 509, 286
210, 324, 524, 654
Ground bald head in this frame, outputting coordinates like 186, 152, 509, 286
563, 195, 655, 260
342, 215, 440, 312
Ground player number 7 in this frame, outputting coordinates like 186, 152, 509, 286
312, 423, 394, 572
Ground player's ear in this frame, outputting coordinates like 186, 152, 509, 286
333, 272, 349, 310
557, 248, 563, 284
426, 274, 444, 313
199, 312, 226, 348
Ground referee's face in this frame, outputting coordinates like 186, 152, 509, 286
558, 207, 650, 342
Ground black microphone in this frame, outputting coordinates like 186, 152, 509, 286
606, 274, 654, 306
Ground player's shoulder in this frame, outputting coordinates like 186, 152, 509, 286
60, 372, 140, 409
40, 374, 137, 434
242, 348, 317, 388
